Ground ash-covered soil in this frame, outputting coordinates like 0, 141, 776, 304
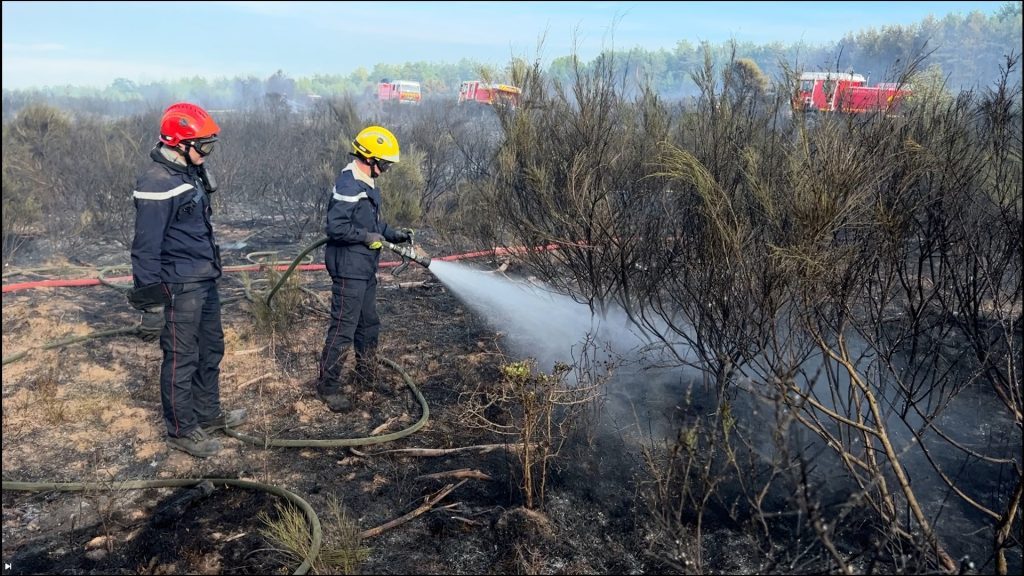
2, 224, 685, 575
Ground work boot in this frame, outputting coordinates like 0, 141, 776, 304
316, 384, 352, 413
199, 408, 248, 434
167, 428, 222, 458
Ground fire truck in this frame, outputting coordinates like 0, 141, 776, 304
793, 72, 910, 114
457, 80, 521, 108
377, 79, 422, 104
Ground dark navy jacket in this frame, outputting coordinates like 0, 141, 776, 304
130, 146, 221, 287
324, 162, 403, 280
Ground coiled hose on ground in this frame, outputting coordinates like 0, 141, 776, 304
2, 236, 432, 574
1, 478, 322, 575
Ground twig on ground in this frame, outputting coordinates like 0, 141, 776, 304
370, 417, 400, 436
360, 443, 535, 457
417, 468, 493, 482
359, 480, 468, 539
238, 373, 273, 390
232, 345, 270, 356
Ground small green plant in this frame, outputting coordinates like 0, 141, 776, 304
379, 148, 424, 226
249, 266, 304, 335
501, 360, 531, 381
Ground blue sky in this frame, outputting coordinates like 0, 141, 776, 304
1, 1, 1008, 89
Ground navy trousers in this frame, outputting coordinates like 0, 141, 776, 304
317, 274, 380, 393
159, 280, 224, 438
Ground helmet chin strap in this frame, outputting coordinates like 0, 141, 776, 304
356, 154, 380, 178
182, 142, 200, 166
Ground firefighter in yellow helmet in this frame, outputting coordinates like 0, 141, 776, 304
316, 126, 412, 412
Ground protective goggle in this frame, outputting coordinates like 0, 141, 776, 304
189, 136, 218, 157
374, 159, 394, 173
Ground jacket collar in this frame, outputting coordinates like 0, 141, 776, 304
150, 144, 191, 175
342, 161, 375, 189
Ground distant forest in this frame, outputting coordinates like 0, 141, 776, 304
2, 2, 1021, 118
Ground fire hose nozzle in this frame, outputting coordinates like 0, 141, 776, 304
410, 252, 431, 268
383, 240, 431, 273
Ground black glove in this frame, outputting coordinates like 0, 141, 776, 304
138, 308, 163, 342
391, 228, 413, 244
364, 232, 385, 249
128, 283, 170, 311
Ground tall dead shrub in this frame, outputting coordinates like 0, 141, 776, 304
461, 358, 598, 509
482, 37, 1022, 573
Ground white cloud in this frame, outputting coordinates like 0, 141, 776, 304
2, 42, 66, 52
212, 0, 296, 17
1, 56, 230, 90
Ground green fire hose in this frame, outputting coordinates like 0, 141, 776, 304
3, 235, 437, 573
1, 478, 321, 575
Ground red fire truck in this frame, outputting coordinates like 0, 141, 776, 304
457, 80, 521, 108
793, 72, 910, 114
377, 79, 422, 104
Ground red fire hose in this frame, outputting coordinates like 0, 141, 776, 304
2, 244, 561, 294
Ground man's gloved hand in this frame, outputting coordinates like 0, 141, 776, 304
138, 308, 163, 342
128, 282, 170, 311
391, 228, 413, 244
365, 232, 385, 250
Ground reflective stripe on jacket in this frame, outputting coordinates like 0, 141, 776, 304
130, 146, 221, 287
324, 162, 400, 280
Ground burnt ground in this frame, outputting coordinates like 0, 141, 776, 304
8, 221, 1005, 575
1, 223, 697, 575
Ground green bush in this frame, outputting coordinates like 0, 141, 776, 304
379, 148, 424, 226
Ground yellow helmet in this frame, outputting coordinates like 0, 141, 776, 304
352, 125, 400, 164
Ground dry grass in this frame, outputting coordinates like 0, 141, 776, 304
319, 495, 371, 575
258, 501, 317, 568
258, 495, 370, 575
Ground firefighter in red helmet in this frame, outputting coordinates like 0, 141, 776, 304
127, 102, 245, 458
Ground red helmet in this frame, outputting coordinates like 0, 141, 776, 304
159, 102, 220, 146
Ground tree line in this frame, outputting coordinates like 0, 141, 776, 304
1, 2, 1020, 119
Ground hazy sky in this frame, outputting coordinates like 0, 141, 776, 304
1, 1, 1007, 89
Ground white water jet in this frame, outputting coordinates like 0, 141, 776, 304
427, 260, 651, 370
